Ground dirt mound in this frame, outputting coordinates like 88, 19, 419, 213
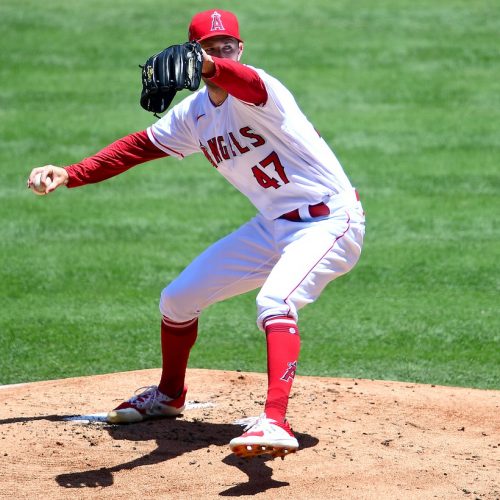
0, 368, 498, 499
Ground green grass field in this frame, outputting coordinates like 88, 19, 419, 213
1, 0, 498, 388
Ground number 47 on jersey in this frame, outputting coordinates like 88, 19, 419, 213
252, 151, 289, 189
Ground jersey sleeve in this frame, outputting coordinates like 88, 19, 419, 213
204, 58, 268, 106
65, 130, 168, 188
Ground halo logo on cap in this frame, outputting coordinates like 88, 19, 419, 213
210, 11, 225, 32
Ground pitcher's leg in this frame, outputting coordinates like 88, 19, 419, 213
156, 216, 276, 412
229, 314, 301, 458
234, 215, 364, 451
107, 216, 277, 425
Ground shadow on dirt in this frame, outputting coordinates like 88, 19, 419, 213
219, 431, 319, 496
0, 414, 71, 425
46, 416, 319, 496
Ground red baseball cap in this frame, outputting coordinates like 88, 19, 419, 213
188, 9, 242, 43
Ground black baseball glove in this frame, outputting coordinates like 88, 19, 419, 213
140, 41, 203, 114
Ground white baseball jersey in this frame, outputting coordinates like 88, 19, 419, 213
147, 67, 354, 220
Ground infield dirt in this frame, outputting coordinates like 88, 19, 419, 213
0, 368, 498, 499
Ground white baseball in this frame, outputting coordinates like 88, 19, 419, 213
31, 172, 52, 196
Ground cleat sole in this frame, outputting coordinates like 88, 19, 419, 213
230, 443, 297, 459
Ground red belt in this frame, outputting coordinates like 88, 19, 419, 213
279, 190, 360, 222
279, 202, 330, 221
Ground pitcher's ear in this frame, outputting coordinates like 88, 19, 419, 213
237, 42, 244, 61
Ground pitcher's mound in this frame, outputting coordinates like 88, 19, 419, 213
0, 368, 498, 499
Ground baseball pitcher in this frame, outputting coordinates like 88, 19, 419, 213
27, 9, 365, 459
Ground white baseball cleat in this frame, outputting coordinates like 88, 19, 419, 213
106, 385, 186, 424
229, 413, 299, 458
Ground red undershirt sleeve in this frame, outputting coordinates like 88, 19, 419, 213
204, 58, 268, 106
65, 130, 168, 187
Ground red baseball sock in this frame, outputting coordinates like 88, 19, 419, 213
158, 316, 198, 398
264, 315, 301, 423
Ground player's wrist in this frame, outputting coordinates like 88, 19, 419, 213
201, 51, 216, 78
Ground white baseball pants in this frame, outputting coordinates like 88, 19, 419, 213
159, 202, 365, 330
